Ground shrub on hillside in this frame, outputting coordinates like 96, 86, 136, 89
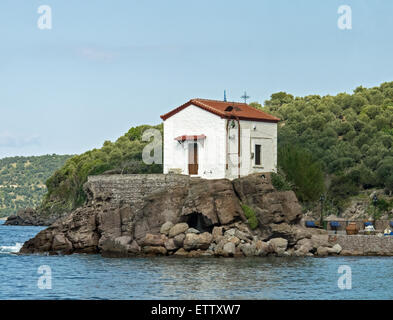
241, 204, 259, 230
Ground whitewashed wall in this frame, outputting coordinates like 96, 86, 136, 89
225, 120, 277, 180
163, 104, 227, 179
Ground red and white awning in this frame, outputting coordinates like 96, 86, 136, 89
174, 134, 206, 142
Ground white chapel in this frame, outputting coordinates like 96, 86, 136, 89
160, 98, 280, 180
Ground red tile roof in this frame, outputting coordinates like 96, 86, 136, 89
160, 98, 280, 123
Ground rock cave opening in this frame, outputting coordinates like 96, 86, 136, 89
183, 212, 214, 233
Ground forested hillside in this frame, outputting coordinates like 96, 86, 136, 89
0, 155, 72, 217
251, 81, 393, 215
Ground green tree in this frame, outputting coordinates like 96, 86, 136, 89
278, 144, 325, 202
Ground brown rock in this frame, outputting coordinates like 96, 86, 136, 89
132, 184, 188, 241
235, 229, 253, 242
183, 232, 213, 250
174, 248, 188, 256
173, 233, 186, 247
227, 236, 240, 246
317, 246, 329, 257
234, 247, 244, 257
212, 226, 224, 243
255, 240, 270, 256
169, 223, 189, 238
142, 233, 167, 247
142, 246, 167, 255
52, 234, 72, 253
20, 173, 307, 257
186, 228, 200, 234
188, 250, 203, 258
114, 236, 132, 246
181, 179, 246, 226
100, 238, 129, 257
268, 238, 288, 255
128, 240, 141, 253
328, 244, 342, 254
222, 242, 236, 256
160, 221, 174, 235
97, 208, 122, 244
233, 173, 302, 227
238, 243, 257, 257
311, 235, 333, 249
164, 238, 179, 251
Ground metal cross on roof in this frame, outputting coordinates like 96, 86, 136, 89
241, 91, 250, 103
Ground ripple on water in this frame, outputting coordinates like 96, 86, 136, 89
1, 222, 393, 299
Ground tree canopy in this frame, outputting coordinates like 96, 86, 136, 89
257, 81, 393, 208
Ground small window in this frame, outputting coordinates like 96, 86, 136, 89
255, 144, 262, 166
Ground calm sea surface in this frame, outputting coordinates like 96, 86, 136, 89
1, 220, 393, 300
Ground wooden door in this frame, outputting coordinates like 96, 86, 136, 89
188, 143, 198, 175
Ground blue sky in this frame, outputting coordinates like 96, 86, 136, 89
0, 0, 392, 157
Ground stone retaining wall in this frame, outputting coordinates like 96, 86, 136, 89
329, 234, 393, 256
85, 174, 190, 210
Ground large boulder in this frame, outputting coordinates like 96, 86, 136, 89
255, 240, 270, 256
183, 232, 212, 251
114, 236, 132, 247
268, 238, 288, 255
294, 238, 313, 256
311, 235, 333, 249
169, 223, 189, 238
212, 226, 224, 243
164, 238, 179, 251
317, 246, 329, 257
142, 233, 167, 247
222, 242, 236, 256
328, 244, 342, 254
173, 233, 186, 247
238, 243, 257, 257
160, 221, 174, 235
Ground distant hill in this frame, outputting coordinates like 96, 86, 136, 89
0, 154, 73, 217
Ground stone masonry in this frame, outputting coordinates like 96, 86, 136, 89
84, 174, 190, 210
329, 234, 393, 256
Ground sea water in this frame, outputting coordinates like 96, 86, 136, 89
1, 220, 393, 300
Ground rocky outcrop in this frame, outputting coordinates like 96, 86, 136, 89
4, 208, 65, 226
20, 173, 337, 258
232, 174, 302, 241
